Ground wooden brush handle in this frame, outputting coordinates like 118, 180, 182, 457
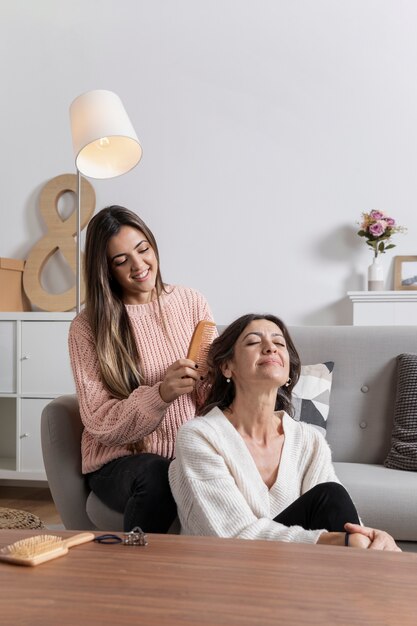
63, 532, 95, 549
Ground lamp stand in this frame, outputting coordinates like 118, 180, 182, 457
76, 169, 81, 313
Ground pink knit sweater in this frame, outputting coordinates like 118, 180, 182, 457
68, 285, 215, 474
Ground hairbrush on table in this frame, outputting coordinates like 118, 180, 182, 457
0, 532, 95, 566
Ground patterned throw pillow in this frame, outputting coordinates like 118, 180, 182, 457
384, 353, 417, 471
292, 362, 334, 436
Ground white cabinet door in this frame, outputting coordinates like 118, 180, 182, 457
0, 321, 16, 393
21, 321, 75, 395
20, 398, 49, 472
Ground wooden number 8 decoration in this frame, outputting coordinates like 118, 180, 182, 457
23, 174, 95, 311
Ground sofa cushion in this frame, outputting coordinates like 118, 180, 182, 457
384, 353, 417, 472
292, 362, 334, 435
335, 462, 417, 541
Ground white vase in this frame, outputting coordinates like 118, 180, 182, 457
368, 256, 384, 291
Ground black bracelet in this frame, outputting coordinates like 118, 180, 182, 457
345, 532, 350, 547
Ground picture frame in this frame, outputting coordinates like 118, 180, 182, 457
394, 256, 417, 291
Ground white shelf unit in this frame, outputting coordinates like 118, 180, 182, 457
0, 312, 76, 482
347, 291, 417, 326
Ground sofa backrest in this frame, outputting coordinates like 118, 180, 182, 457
289, 325, 417, 464
217, 324, 417, 464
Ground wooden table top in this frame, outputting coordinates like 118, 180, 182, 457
0, 530, 416, 626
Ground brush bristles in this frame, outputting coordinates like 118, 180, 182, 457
187, 321, 217, 373
1, 535, 63, 557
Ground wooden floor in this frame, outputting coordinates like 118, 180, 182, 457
0, 486, 62, 527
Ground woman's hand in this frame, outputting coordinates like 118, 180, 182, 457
317, 527, 399, 551
344, 522, 402, 552
346, 532, 371, 549
159, 359, 200, 403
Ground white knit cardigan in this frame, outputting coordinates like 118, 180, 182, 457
169, 407, 341, 543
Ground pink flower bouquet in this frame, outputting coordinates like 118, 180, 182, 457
357, 210, 406, 257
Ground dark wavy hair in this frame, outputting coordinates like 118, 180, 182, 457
199, 313, 301, 417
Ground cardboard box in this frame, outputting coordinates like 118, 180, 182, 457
0, 258, 31, 311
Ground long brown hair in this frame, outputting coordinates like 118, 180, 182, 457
84, 205, 167, 399
199, 313, 301, 417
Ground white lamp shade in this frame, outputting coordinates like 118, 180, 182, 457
69, 89, 142, 179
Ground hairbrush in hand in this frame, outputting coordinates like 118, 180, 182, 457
187, 321, 217, 378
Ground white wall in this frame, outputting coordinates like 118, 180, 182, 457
1, 0, 416, 325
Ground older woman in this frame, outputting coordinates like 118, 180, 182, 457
169, 313, 400, 550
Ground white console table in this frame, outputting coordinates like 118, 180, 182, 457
348, 291, 417, 326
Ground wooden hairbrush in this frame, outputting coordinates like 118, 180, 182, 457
0, 532, 95, 567
187, 320, 217, 377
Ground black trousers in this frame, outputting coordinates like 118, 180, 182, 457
87, 453, 177, 533
274, 482, 360, 531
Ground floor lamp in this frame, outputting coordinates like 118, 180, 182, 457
69, 89, 142, 312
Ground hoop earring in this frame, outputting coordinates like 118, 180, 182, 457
285, 377, 292, 387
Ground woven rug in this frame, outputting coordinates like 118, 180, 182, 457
0, 507, 45, 530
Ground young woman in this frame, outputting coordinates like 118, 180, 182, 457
169, 313, 400, 551
68, 206, 216, 533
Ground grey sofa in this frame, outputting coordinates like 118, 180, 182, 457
41, 325, 417, 546
290, 325, 417, 548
